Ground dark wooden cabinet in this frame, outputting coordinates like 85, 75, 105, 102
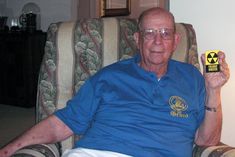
0, 31, 46, 107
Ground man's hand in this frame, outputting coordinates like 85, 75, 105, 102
201, 51, 230, 90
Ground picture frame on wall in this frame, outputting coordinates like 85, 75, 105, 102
138, 0, 169, 11
100, 0, 131, 17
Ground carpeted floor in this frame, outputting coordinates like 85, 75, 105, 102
0, 104, 35, 148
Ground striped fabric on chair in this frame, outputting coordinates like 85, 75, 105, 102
193, 143, 235, 157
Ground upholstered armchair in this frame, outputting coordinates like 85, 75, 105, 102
13, 18, 235, 157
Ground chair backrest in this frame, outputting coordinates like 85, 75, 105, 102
36, 17, 199, 151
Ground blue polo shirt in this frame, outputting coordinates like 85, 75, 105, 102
55, 54, 206, 157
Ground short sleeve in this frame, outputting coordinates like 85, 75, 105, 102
54, 79, 99, 134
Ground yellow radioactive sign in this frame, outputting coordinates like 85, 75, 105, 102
205, 50, 220, 72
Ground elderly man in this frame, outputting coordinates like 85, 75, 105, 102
0, 7, 230, 157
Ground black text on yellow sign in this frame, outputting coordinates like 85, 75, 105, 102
205, 50, 220, 73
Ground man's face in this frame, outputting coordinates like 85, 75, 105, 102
134, 13, 180, 71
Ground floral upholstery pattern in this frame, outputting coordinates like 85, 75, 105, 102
14, 18, 234, 157
118, 18, 138, 60
73, 19, 103, 93
36, 23, 59, 121
182, 23, 200, 70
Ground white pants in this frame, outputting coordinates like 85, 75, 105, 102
62, 148, 133, 157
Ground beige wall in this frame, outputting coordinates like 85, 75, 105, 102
171, 0, 235, 146
129, 0, 169, 18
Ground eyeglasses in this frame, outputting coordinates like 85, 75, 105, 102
140, 28, 175, 40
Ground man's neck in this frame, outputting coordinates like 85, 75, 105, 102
139, 62, 168, 78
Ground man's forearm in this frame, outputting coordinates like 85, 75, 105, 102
0, 115, 73, 157
195, 88, 222, 146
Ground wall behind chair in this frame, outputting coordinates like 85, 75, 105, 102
171, 0, 235, 146
5, 0, 77, 31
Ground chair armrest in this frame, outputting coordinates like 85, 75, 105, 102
193, 143, 235, 157
12, 143, 61, 157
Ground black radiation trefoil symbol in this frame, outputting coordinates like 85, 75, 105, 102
207, 52, 218, 64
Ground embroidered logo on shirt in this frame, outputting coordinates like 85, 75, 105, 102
169, 96, 188, 118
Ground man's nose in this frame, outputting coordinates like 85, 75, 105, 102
153, 33, 163, 44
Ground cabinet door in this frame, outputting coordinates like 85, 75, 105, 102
0, 32, 46, 107
0, 34, 27, 106
26, 33, 46, 107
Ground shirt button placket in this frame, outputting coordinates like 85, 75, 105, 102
151, 74, 160, 105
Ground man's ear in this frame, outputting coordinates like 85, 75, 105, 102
134, 32, 140, 49
173, 33, 181, 50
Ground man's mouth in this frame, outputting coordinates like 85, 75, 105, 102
150, 50, 164, 54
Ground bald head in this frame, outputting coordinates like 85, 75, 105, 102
138, 7, 176, 31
